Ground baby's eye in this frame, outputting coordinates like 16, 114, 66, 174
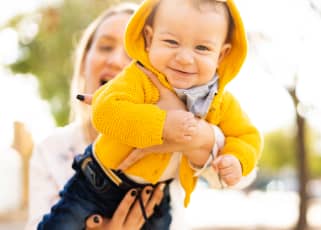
195, 45, 210, 51
99, 45, 113, 52
163, 39, 178, 45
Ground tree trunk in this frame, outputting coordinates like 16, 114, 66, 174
288, 88, 309, 230
12, 121, 34, 210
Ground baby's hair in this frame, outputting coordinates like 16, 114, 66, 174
145, 0, 234, 42
145, 2, 160, 27
192, 0, 234, 42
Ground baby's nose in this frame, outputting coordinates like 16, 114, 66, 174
175, 49, 194, 65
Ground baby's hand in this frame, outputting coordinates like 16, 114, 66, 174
212, 154, 242, 186
163, 110, 197, 143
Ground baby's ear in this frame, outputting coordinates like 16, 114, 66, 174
218, 43, 232, 64
143, 25, 153, 51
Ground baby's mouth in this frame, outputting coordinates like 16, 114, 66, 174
170, 67, 195, 75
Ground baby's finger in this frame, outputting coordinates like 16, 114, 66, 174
219, 166, 236, 177
221, 173, 241, 186
76, 94, 92, 105
215, 155, 235, 170
220, 156, 233, 168
212, 155, 223, 170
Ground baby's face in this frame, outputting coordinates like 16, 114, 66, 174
145, 0, 231, 89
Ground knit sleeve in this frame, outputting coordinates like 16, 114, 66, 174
92, 64, 166, 148
219, 92, 263, 176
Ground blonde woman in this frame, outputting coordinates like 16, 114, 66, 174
28, 1, 256, 229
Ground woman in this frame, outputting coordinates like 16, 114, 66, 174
26, 3, 167, 230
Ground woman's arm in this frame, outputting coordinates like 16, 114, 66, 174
77, 66, 217, 169
25, 145, 61, 230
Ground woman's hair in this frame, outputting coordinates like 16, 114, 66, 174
69, 2, 137, 142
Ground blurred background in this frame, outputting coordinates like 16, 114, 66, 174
1, 0, 321, 229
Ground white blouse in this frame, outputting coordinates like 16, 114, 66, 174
25, 122, 88, 230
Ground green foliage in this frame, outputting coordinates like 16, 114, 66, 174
309, 154, 321, 178
8, 0, 138, 125
260, 126, 321, 178
306, 127, 321, 178
259, 128, 296, 172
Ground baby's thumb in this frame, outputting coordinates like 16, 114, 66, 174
212, 155, 223, 172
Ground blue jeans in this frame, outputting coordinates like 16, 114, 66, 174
37, 145, 172, 230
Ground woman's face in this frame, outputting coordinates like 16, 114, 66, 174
83, 13, 132, 94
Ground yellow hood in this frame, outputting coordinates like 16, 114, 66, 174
124, 0, 247, 89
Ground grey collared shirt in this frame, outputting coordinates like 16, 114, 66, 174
174, 75, 218, 118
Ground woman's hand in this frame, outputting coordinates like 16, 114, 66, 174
136, 63, 186, 111
85, 184, 165, 230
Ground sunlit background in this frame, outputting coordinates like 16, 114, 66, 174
1, 0, 321, 229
